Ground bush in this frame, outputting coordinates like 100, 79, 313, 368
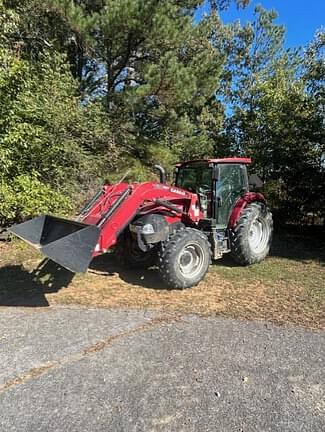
0, 46, 118, 226
0, 175, 72, 226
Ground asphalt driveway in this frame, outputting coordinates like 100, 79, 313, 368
0, 306, 324, 431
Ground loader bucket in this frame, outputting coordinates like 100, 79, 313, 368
9, 215, 101, 273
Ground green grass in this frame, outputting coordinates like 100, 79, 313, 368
210, 229, 325, 328
215, 256, 324, 290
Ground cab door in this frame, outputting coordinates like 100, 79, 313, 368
216, 164, 248, 228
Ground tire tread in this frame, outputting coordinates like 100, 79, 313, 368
230, 202, 273, 265
158, 227, 211, 289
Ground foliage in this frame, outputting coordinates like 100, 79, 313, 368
0, 0, 324, 225
0, 1, 118, 223
218, 6, 325, 222
48, 0, 227, 165
0, 175, 72, 225
0, 47, 116, 222
1, 48, 117, 181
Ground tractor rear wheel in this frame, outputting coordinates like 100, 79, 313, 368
158, 228, 211, 289
230, 202, 273, 265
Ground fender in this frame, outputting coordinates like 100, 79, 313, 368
228, 192, 266, 229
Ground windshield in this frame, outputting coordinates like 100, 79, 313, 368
175, 163, 212, 193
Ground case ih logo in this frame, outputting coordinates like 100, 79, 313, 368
170, 187, 186, 196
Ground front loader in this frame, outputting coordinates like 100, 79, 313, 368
9, 158, 273, 289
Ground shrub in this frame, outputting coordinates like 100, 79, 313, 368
0, 175, 72, 226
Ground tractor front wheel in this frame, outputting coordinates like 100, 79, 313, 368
158, 228, 211, 289
230, 202, 273, 265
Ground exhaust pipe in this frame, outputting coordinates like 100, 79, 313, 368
154, 165, 166, 184
9, 215, 100, 273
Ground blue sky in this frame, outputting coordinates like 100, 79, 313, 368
195, 1, 324, 48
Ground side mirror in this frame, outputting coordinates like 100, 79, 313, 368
248, 174, 263, 190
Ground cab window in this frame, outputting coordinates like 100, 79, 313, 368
216, 164, 245, 226
176, 163, 212, 193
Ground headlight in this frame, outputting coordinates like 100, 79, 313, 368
141, 223, 155, 234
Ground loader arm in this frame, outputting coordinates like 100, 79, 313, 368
9, 182, 201, 273
81, 182, 201, 256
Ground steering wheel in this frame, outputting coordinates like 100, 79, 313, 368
198, 185, 210, 194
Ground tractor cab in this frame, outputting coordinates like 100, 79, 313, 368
175, 158, 251, 228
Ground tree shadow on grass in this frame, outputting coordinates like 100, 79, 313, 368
215, 228, 325, 268
270, 226, 325, 264
0, 259, 75, 307
0, 252, 167, 308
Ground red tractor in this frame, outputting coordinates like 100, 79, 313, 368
10, 158, 273, 288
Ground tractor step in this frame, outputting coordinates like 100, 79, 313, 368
211, 231, 231, 259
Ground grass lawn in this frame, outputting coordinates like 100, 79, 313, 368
0, 226, 324, 329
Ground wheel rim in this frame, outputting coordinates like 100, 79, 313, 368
178, 242, 205, 279
248, 216, 270, 254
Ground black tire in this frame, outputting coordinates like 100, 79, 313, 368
230, 202, 273, 265
158, 228, 211, 289
115, 234, 157, 269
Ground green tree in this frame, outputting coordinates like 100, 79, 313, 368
46, 1, 225, 166
0, 1, 117, 224
219, 6, 324, 222
2, 0, 249, 178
